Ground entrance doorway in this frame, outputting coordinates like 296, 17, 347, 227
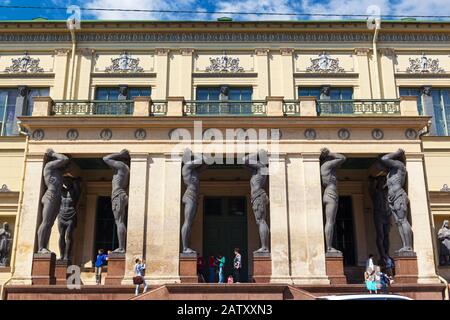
203, 196, 248, 282
333, 196, 356, 266
93, 196, 118, 262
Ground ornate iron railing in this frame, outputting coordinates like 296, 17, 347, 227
52, 100, 134, 115
317, 99, 401, 116
150, 100, 167, 115
283, 100, 301, 115
184, 100, 266, 116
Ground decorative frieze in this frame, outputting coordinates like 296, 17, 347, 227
2, 32, 450, 43
105, 52, 143, 73
406, 53, 444, 74
306, 52, 344, 73
205, 52, 244, 73
4, 52, 44, 73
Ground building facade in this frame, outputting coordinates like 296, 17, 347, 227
0, 19, 450, 299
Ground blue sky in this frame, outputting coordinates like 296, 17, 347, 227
0, 0, 450, 21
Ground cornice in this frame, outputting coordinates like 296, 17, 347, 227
17, 115, 431, 130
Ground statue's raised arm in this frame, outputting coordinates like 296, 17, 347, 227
103, 149, 130, 171
381, 149, 406, 170
44, 149, 70, 170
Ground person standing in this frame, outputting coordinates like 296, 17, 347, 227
217, 254, 226, 283
94, 249, 108, 285
197, 256, 206, 283
233, 248, 242, 283
208, 255, 216, 283
134, 258, 148, 296
365, 254, 375, 271
364, 267, 377, 294
385, 256, 395, 277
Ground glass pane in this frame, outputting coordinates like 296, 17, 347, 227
443, 90, 450, 136
95, 87, 119, 101
128, 87, 151, 99
4, 90, 18, 136
299, 87, 320, 100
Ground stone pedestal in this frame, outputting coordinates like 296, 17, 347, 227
252, 252, 271, 283
325, 252, 347, 284
55, 260, 69, 285
32, 253, 56, 285
105, 253, 125, 285
179, 253, 198, 283
393, 252, 418, 284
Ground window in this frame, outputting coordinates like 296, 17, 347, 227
298, 87, 353, 100
400, 88, 450, 136
0, 89, 18, 136
95, 87, 151, 115
0, 87, 49, 136
299, 87, 353, 114
195, 86, 253, 114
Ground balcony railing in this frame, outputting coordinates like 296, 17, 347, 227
52, 100, 134, 115
282, 100, 301, 115
184, 100, 266, 116
150, 100, 167, 115
317, 99, 401, 116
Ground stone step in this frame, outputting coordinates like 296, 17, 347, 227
130, 284, 316, 300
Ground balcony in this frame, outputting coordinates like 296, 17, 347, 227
29, 96, 419, 118
52, 100, 134, 115
317, 99, 401, 116
183, 100, 266, 116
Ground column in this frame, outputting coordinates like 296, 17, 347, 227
421, 86, 437, 135
52, 49, 70, 100
269, 153, 291, 283
287, 154, 309, 284
406, 153, 440, 284
10, 154, 45, 285
122, 153, 149, 284
379, 48, 397, 99
153, 49, 170, 100
300, 153, 329, 284
145, 154, 182, 284
179, 48, 194, 100
255, 48, 270, 99
355, 48, 373, 99
76, 48, 94, 100
280, 48, 295, 100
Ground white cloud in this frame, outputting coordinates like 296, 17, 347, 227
213, 0, 301, 21
79, 0, 450, 21
83, 0, 208, 20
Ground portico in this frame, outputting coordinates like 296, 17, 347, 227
7, 98, 439, 290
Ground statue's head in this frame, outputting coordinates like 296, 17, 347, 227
320, 147, 330, 162
3, 222, 8, 231
45, 148, 54, 158
219, 86, 229, 96
444, 220, 449, 229
63, 175, 74, 188
397, 149, 406, 164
